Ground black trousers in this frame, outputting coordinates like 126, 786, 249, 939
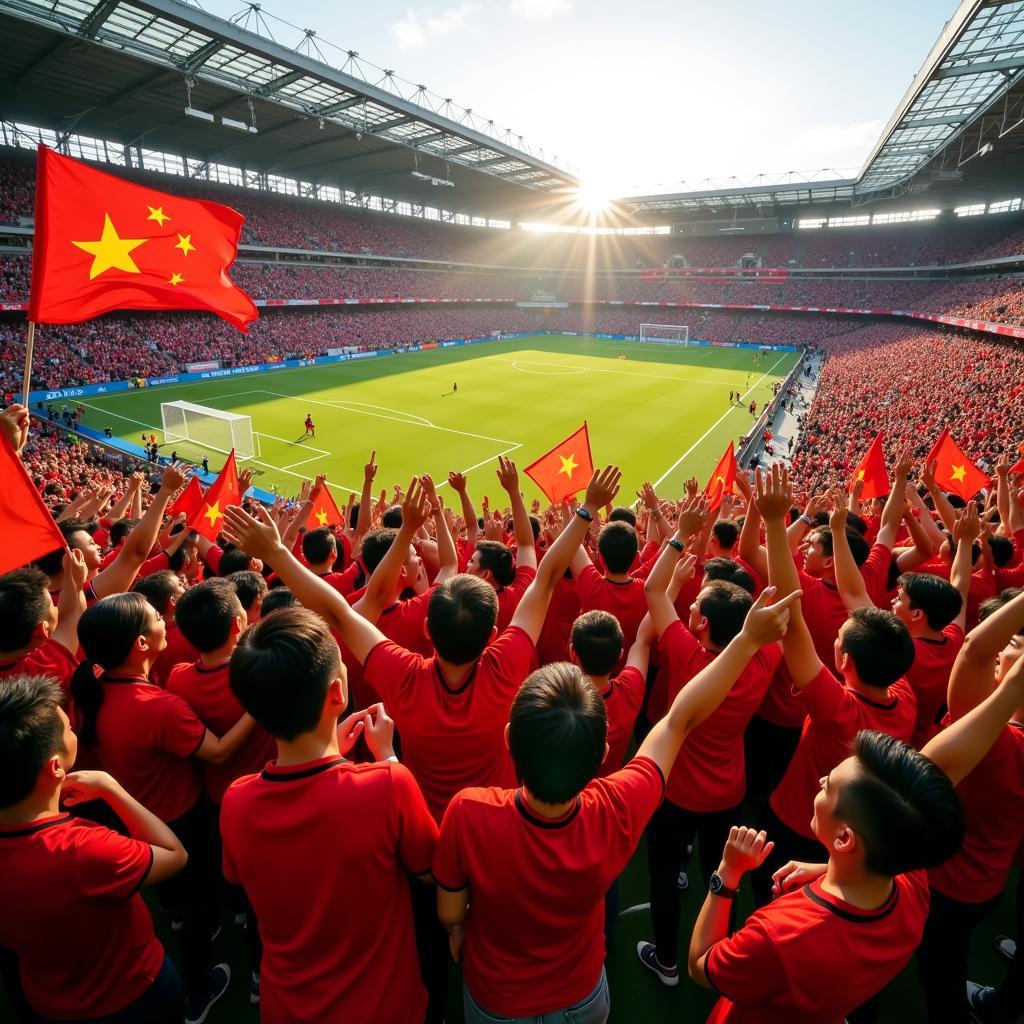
410, 875, 447, 1024
646, 798, 746, 967
743, 714, 802, 812
975, 873, 1024, 1022
917, 886, 1002, 1024
751, 802, 826, 909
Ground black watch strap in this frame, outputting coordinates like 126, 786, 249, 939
709, 872, 739, 899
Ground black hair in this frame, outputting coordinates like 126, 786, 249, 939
348, 501, 360, 530
897, 573, 962, 632
608, 506, 637, 527
945, 533, 982, 566
702, 557, 756, 595
301, 527, 337, 565
175, 579, 244, 653
230, 607, 342, 741
833, 730, 964, 876
846, 511, 868, 536
473, 540, 516, 587
570, 611, 624, 676
811, 526, 870, 567
361, 529, 399, 575
597, 521, 638, 574
426, 575, 498, 664
946, 494, 967, 510
989, 535, 1014, 568
382, 505, 403, 529
711, 521, 739, 550
108, 518, 138, 548
217, 547, 255, 577
228, 570, 268, 614
0, 568, 53, 653
697, 581, 754, 648
132, 570, 182, 616
0, 675, 67, 809
840, 607, 915, 688
261, 587, 298, 616
71, 593, 153, 747
978, 587, 1024, 626
508, 662, 607, 804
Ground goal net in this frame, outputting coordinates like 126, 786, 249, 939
160, 401, 259, 461
639, 323, 690, 346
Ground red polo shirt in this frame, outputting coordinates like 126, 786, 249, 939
705, 870, 930, 1023
221, 755, 437, 1024
598, 666, 645, 777
0, 814, 164, 1020
433, 757, 664, 1017
150, 622, 200, 689
575, 564, 647, 674
496, 565, 537, 633
906, 625, 964, 748
536, 573, 580, 668
0, 636, 79, 691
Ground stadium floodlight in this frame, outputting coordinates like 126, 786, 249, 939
184, 107, 215, 123
222, 116, 257, 134
411, 170, 455, 187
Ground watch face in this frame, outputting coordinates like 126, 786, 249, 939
710, 874, 723, 893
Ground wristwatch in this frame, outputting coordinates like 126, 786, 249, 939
575, 506, 594, 522
709, 872, 739, 899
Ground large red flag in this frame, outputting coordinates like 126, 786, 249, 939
703, 442, 737, 512
29, 147, 257, 332
187, 451, 241, 541
849, 432, 889, 500
167, 476, 204, 520
0, 434, 65, 574
524, 424, 594, 504
927, 428, 989, 501
307, 481, 346, 531
1010, 450, 1024, 475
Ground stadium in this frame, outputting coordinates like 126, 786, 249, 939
1, 0, 1024, 1021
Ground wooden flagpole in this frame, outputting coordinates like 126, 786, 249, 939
21, 320, 36, 406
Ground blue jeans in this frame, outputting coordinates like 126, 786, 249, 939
463, 969, 610, 1024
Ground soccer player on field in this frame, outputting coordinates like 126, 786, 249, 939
304, 414, 315, 438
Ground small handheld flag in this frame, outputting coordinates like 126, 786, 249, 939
926, 428, 989, 501
187, 450, 241, 541
524, 424, 594, 505
307, 481, 346, 531
0, 433, 65, 574
703, 442, 738, 512
849, 432, 889, 500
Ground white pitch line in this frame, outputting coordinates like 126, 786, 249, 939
652, 353, 789, 490
494, 356, 736, 388
254, 430, 330, 456
436, 444, 524, 486
280, 452, 332, 471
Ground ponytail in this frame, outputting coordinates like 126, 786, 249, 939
69, 660, 103, 748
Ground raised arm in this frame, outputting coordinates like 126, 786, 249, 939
625, 614, 656, 676
948, 504, 979, 635
636, 482, 668, 545
496, 456, 537, 571
827, 493, 874, 612
193, 713, 258, 765
105, 476, 141, 525
875, 446, 912, 551
52, 549, 89, 652
922, 459, 959, 533
996, 453, 1011, 536
448, 471, 478, 547
905, 481, 946, 552
738, 492, 769, 584
643, 497, 709, 637
354, 451, 377, 542
420, 474, 458, 583
0, 403, 30, 453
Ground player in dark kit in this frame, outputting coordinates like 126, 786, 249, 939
304, 415, 315, 438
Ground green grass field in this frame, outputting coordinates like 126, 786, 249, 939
78, 336, 797, 500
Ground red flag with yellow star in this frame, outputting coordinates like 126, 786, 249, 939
28, 146, 257, 332
703, 442, 737, 513
167, 476, 204, 520
849, 431, 889, 501
926, 427, 989, 501
307, 481, 345, 531
187, 450, 241, 541
524, 423, 594, 505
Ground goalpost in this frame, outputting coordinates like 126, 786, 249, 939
639, 323, 690, 346
160, 400, 260, 461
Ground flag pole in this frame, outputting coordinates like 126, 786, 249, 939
21, 320, 36, 407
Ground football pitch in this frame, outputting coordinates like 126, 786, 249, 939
78, 336, 797, 500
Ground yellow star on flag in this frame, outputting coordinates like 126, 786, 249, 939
168, 272, 185, 286
147, 205, 170, 226
715, 475, 726, 487
950, 464, 967, 482
558, 453, 578, 478
857, 469, 866, 481
175, 233, 196, 256
72, 213, 147, 280
315, 508, 329, 527
203, 501, 223, 527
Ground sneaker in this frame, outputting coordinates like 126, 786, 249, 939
185, 964, 231, 1024
677, 870, 689, 891
966, 981, 999, 1024
170, 917, 184, 932
637, 941, 679, 987
249, 970, 260, 1006
996, 935, 1017, 962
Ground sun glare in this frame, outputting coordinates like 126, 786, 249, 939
575, 182, 614, 214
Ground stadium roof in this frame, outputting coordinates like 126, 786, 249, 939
622, 0, 1024, 218
0, 0, 578, 217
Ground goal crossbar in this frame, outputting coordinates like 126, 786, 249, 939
639, 323, 690, 346
160, 400, 258, 461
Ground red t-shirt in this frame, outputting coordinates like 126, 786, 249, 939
705, 871, 930, 1023
535, 573, 580, 668
575, 564, 647, 674
906, 625, 964, 748
496, 565, 537, 633
598, 666, 645, 777
659, 621, 782, 811
859, 543, 896, 607
0, 814, 164, 1020
433, 757, 664, 1017
770, 667, 917, 840
149, 622, 200, 689
166, 660, 275, 803
221, 755, 437, 1024
0, 636, 79, 691
363, 627, 535, 821
929, 720, 1024, 903
93, 673, 206, 823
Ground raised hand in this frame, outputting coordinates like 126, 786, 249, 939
673, 554, 698, 588
60, 769, 118, 805
771, 860, 827, 897
721, 825, 775, 878
754, 464, 793, 521
636, 481, 659, 511
827, 487, 848, 533
894, 446, 913, 480
364, 450, 378, 484
310, 473, 326, 503
447, 470, 467, 493
222, 503, 284, 562
160, 461, 188, 493
63, 548, 89, 591
418, 473, 440, 511
584, 465, 621, 509
685, 475, 699, 500
952, 502, 982, 546
401, 478, 432, 532
677, 495, 711, 537
238, 468, 255, 496
0, 403, 30, 453
740, 586, 801, 648
496, 455, 520, 494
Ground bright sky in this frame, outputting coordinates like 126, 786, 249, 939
199, 0, 954, 197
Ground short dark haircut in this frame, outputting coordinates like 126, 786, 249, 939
697, 581, 754, 648
0, 675, 67, 808
834, 730, 964, 876
989, 535, 1014, 568
946, 493, 967, 510
712, 521, 739, 550
846, 511, 868, 536
108, 518, 138, 547
301, 528, 337, 565
231, 608, 342, 741
132, 570, 182, 615
840, 607, 915, 688
427, 575, 498, 664
217, 547, 254, 577
360, 528, 399, 575
228, 570, 268, 613
508, 663, 607, 804
474, 540, 516, 587
978, 587, 1024, 626
571, 611, 623, 676
260, 587, 298, 616
175, 579, 244, 653
0, 568, 52, 652
608, 506, 637, 527
898, 573, 962, 632
702, 557, 755, 595
597, 521, 638, 574
382, 505, 403, 528
811, 526, 870, 567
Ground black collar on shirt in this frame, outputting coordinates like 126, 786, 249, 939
917, 636, 948, 647
0, 814, 72, 839
803, 879, 899, 923
434, 660, 478, 696
514, 790, 581, 829
260, 757, 347, 782
100, 674, 151, 685
847, 688, 898, 712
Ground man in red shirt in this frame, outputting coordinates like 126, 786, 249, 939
433, 574, 798, 1022
222, 607, 438, 1024
133, 570, 196, 688
0, 674, 187, 1023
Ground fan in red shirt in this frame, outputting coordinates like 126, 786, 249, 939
433, 536, 798, 1020
0, 675, 188, 1023
222, 606, 437, 1024
132, 570, 198, 688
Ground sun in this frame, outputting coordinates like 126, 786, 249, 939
575, 181, 614, 215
